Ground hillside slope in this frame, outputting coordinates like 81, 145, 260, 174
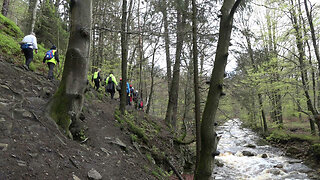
0, 57, 161, 179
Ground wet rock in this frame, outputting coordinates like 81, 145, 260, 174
268, 169, 281, 175
244, 144, 256, 148
215, 159, 224, 167
0, 143, 8, 151
17, 160, 27, 167
287, 159, 302, 164
261, 153, 268, 158
242, 151, 255, 157
88, 168, 102, 180
274, 164, 283, 168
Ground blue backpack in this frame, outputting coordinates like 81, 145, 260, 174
45, 50, 54, 60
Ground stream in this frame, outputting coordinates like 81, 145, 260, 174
213, 119, 318, 180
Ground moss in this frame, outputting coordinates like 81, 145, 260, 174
130, 134, 138, 142
0, 33, 22, 58
49, 83, 72, 137
0, 14, 24, 38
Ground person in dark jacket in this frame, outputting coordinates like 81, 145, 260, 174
92, 68, 101, 91
43, 45, 59, 80
105, 72, 118, 99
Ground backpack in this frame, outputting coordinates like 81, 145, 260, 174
45, 50, 54, 60
20, 43, 30, 50
108, 76, 113, 84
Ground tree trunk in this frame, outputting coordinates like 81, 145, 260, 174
160, 0, 172, 93
120, 0, 128, 114
195, 0, 241, 179
290, 0, 316, 135
244, 29, 268, 132
146, 44, 158, 114
48, 0, 92, 139
192, 0, 201, 174
165, 0, 189, 129
1, 0, 10, 17
27, 0, 39, 34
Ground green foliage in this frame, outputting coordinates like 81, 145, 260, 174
35, 1, 69, 51
266, 130, 290, 143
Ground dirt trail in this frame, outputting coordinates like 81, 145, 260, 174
0, 59, 155, 179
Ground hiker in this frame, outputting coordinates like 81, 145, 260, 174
138, 99, 143, 111
133, 90, 139, 109
92, 68, 101, 91
105, 71, 118, 99
126, 82, 131, 105
129, 85, 134, 104
43, 45, 59, 80
116, 78, 122, 99
20, 32, 38, 70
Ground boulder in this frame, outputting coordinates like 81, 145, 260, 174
242, 151, 255, 157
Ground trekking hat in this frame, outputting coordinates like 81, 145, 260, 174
130, 84, 132, 87
51, 45, 57, 49
120, 78, 122, 81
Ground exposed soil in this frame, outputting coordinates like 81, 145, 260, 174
0, 58, 189, 180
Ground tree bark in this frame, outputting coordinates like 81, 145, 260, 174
1, 0, 10, 17
195, 0, 241, 179
120, 0, 128, 114
192, 0, 201, 174
165, 0, 189, 129
290, 0, 317, 135
146, 43, 158, 114
160, 0, 172, 93
27, 0, 39, 34
48, 0, 92, 139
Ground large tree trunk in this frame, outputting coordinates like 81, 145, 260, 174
165, 0, 189, 129
160, 0, 172, 93
48, 0, 92, 139
120, 0, 128, 114
195, 0, 241, 179
192, 0, 201, 174
1, 0, 10, 17
26, 0, 39, 34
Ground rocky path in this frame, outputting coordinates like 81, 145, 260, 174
0, 59, 155, 180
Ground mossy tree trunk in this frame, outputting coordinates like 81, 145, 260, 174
194, 0, 242, 179
48, 0, 92, 139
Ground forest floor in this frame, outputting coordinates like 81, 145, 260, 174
0, 57, 193, 180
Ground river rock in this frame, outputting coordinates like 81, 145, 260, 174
274, 164, 284, 168
287, 159, 302, 164
242, 151, 255, 157
244, 144, 256, 148
261, 153, 268, 158
268, 169, 281, 175
88, 168, 102, 180
215, 159, 224, 167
